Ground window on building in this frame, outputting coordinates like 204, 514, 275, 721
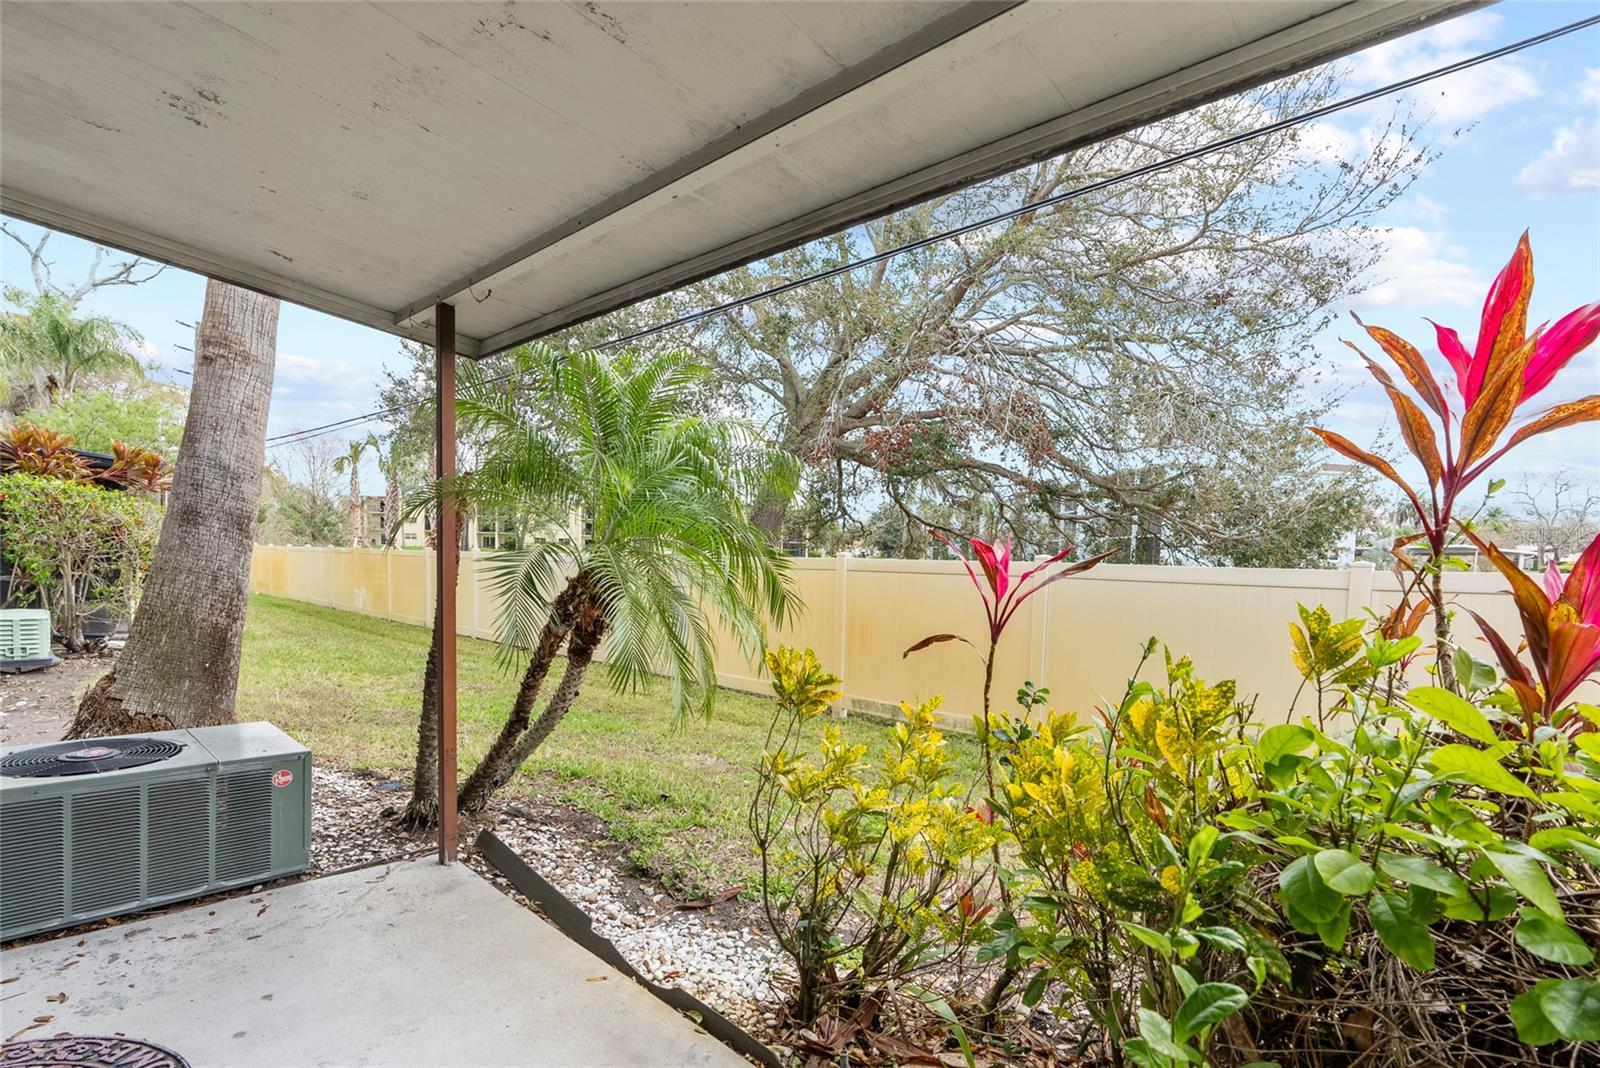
478, 510, 523, 552
363, 497, 388, 542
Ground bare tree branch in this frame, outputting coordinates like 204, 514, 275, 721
2, 222, 168, 309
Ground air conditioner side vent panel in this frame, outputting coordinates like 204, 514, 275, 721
69, 787, 142, 915
0, 795, 65, 933
216, 767, 273, 883
147, 777, 212, 898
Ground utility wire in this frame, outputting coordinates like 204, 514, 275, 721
265, 10, 1600, 449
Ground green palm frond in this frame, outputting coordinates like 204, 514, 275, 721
442, 343, 798, 721
0, 289, 142, 402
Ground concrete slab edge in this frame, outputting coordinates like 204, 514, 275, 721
474, 830, 781, 1068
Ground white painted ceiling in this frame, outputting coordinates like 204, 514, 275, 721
0, 1, 1476, 356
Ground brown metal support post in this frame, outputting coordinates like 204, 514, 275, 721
434, 302, 459, 863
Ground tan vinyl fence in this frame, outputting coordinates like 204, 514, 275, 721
249, 546, 1548, 725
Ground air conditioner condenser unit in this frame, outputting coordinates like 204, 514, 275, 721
0, 722, 311, 941
0, 608, 58, 673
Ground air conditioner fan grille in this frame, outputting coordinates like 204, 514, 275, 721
0, 737, 185, 778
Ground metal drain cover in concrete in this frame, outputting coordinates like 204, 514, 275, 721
0, 1036, 190, 1067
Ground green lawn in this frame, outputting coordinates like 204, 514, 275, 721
238, 593, 979, 896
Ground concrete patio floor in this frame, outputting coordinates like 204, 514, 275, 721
1, 857, 747, 1067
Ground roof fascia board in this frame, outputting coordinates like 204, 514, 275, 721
477, 0, 1482, 355
392, 0, 1023, 327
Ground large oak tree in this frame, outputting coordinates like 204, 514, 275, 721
584, 67, 1426, 564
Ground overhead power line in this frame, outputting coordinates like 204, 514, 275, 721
265, 10, 1600, 450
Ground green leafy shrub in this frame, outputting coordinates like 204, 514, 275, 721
982, 647, 1269, 1063
0, 472, 160, 650
973, 619, 1600, 1064
752, 616, 1600, 1064
750, 646, 1001, 1031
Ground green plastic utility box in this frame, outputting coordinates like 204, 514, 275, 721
0, 722, 311, 940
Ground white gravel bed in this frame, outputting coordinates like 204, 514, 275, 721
474, 812, 791, 1011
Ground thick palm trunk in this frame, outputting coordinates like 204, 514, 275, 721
399, 538, 460, 829
458, 599, 606, 813
72, 282, 278, 739
455, 579, 586, 814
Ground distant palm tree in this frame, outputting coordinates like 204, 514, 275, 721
406, 344, 798, 819
371, 435, 408, 546
0, 289, 143, 413
331, 434, 377, 547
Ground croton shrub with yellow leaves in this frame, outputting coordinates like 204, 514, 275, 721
986, 621, 1600, 1066
749, 646, 1003, 1029
980, 646, 1281, 1066
754, 623, 1600, 1066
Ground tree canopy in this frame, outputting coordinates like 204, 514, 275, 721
0, 288, 145, 415
545, 66, 1418, 565
21, 380, 187, 461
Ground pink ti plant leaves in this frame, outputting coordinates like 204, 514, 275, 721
1311, 232, 1600, 560
1305, 231, 1597, 695
1462, 528, 1600, 736
904, 533, 1114, 657
1430, 235, 1600, 408
1545, 535, 1600, 624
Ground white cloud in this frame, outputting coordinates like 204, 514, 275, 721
1580, 68, 1600, 107
1402, 193, 1447, 227
1347, 11, 1539, 124
273, 351, 370, 388
267, 352, 380, 437
1515, 118, 1600, 197
1409, 10, 1501, 52
1356, 226, 1486, 310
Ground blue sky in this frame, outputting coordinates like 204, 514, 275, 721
3, 3, 1598, 492
1314, 3, 1600, 486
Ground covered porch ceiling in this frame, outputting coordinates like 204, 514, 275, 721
1, 0, 1477, 358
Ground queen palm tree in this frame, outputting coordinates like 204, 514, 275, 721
0, 289, 143, 413
403, 344, 798, 820
331, 433, 377, 546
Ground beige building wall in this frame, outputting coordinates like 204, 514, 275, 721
366, 506, 585, 551
249, 547, 1568, 726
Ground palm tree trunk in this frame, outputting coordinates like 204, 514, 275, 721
71, 281, 278, 738
347, 463, 362, 547
398, 621, 444, 829
458, 597, 606, 813
455, 577, 587, 813
383, 475, 400, 544
399, 537, 460, 829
